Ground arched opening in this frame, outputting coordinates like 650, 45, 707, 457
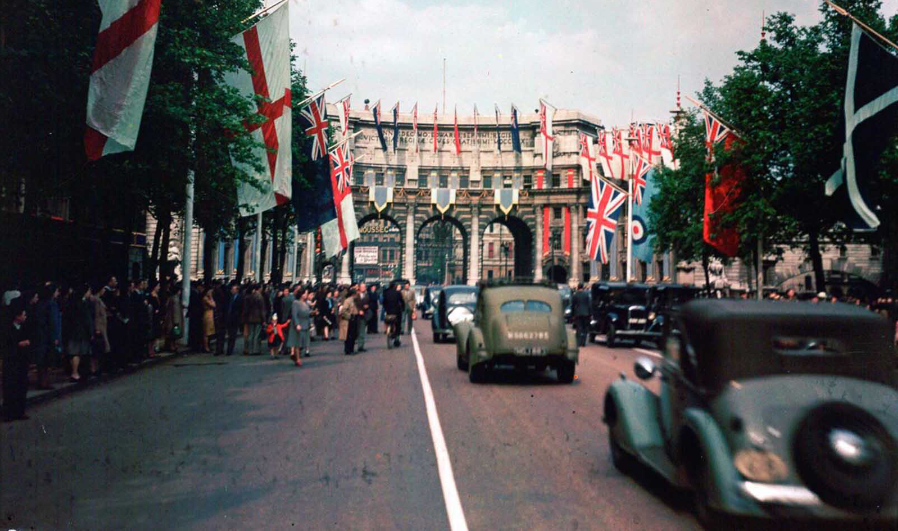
416, 215, 467, 285
351, 214, 404, 284
546, 264, 568, 284
480, 216, 533, 281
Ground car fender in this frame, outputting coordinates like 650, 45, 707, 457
604, 380, 665, 455
467, 328, 488, 365
454, 321, 474, 359
681, 408, 743, 511
565, 329, 579, 363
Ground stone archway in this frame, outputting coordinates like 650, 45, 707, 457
480, 215, 533, 280
416, 214, 468, 285
352, 213, 404, 284
545, 264, 568, 284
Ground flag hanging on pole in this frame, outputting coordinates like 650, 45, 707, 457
579, 133, 597, 182
391, 101, 399, 152
336, 94, 352, 140
221, 2, 293, 216
644, 124, 662, 165
321, 144, 360, 257
453, 106, 462, 155
563, 169, 574, 255
371, 100, 388, 152
294, 92, 335, 233
702, 108, 744, 257
494, 105, 502, 152
85, 0, 162, 161
610, 128, 628, 180
433, 104, 439, 153
411, 102, 419, 154
539, 99, 555, 170
586, 173, 627, 264
511, 104, 522, 153
631, 160, 658, 264
596, 129, 615, 178
825, 22, 898, 231
535, 169, 551, 257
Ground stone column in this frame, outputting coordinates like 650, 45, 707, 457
570, 204, 581, 286
534, 209, 544, 281
338, 249, 351, 284
589, 260, 599, 283
404, 203, 416, 284
468, 205, 480, 285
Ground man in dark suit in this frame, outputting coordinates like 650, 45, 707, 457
356, 282, 370, 352
224, 282, 243, 356
571, 283, 591, 347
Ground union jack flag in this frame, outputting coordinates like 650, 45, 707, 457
703, 109, 730, 152
659, 123, 673, 151
631, 155, 651, 205
586, 175, 626, 264
299, 92, 329, 161
329, 144, 352, 198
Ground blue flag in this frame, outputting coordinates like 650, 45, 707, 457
510, 104, 522, 153
631, 166, 658, 263
392, 102, 399, 152
371, 100, 388, 152
494, 105, 502, 151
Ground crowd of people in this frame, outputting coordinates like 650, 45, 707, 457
1, 276, 419, 421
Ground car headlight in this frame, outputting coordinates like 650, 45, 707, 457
734, 449, 789, 483
647, 312, 656, 321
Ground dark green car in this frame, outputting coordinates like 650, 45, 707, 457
454, 283, 579, 383
604, 300, 898, 527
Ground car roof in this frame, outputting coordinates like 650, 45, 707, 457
481, 285, 562, 307
678, 300, 895, 390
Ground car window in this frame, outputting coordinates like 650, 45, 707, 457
500, 300, 552, 313
500, 300, 525, 312
448, 291, 476, 305
525, 301, 552, 313
615, 289, 648, 305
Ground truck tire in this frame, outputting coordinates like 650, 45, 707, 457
457, 347, 468, 371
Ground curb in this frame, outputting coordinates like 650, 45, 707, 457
25, 349, 188, 408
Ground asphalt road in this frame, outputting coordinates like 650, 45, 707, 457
2, 321, 699, 530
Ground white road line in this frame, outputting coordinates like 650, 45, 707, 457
411, 330, 469, 531
633, 347, 663, 359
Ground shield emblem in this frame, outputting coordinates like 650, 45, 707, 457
368, 186, 393, 212
431, 188, 456, 215
493, 188, 519, 216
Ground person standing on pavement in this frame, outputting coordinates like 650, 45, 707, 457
242, 284, 266, 355
147, 282, 162, 358
3, 300, 31, 422
162, 284, 183, 353
65, 284, 94, 382
356, 282, 370, 352
224, 282, 243, 356
383, 282, 405, 348
201, 287, 216, 353
290, 288, 312, 364
213, 281, 228, 356
402, 282, 416, 335
341, 287, 360, 355
571, 283, 591, 347
90, 285, 112, 368
30, 285, 54, 389
367, 285, 379, 335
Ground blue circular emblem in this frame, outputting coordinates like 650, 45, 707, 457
631, 215, 647, 244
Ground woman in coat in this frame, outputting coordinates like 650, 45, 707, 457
337, 289, 349, 341
162, 285, 183, 352
202, 288, 216, 353
90, 286, 111, 370
65, 284, 94, 382
287, 288, 311, 366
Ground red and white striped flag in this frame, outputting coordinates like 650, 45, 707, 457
453, 106, 461, 155
84, 0, 162, 161
412, 102, 419, 154
223, 2, 292, 216
539, 99, 556, 171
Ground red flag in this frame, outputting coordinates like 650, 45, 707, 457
453, 106, 461, 155
702, 111, 744, 257
535, 169, 551, 257
563, 169, 574, 255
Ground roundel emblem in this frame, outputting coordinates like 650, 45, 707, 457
631, 215, 647, 244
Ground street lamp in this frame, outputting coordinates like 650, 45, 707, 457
501, 241, 511, 279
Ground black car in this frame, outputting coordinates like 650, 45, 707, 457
421, 286, 442, 320
588, 282, 629, 342
558, 284, 573, 323
602, 284, 701, 348
432, 285, 478, 343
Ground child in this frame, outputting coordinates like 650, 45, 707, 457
266, 314, 289, 358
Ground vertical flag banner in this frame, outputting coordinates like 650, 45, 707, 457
494, 105, 503, 152
596, 129, 614, 178
222, 2, 292, 216
321, 144, 360, 257
371, 100, 388, 152
579, 133, 596, 182
586, 174, 627, 264
659, 122, 677, 169
563, 169, 574, 255
702, 109, 744, 257
411, 102, 419, 155
536, 169, 550, 257
539, 99, 555, 170
85, 0, 162, 161
294, 93, 334, 233
453, 106, 462, 156
391, 101, 399, 152
611, 128, 628, 180
644, 124, 661, 165
336, 94, 351, 140
511, 104, 522, 153
433, 105, 439, 153
631, 161, 657, 263
826, 22, 898, 231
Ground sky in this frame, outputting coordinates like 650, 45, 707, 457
288, 0, 898, 127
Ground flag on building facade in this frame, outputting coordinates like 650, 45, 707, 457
321, 144, 360, 257
369, 185, 393, 213
702, 109, 744, 257
563, 169, 575, 255
596, 129, 615, 179
586, 173, 627, 264
631, 155, 651, 206
631, 162, 658, 264
294, 92, 335, 233
221, 2, 292, 216
536, 169, 551, 257
411, 102, 419, 155
494, 105, 502, 152
371, 100, 388, 152
511, 104, 522, 153
579, 133, 596, 182
336, 94, 351, 139
433, 105, 439, 153
644, 124, 662, 165
431, 188, 456, 215
610, 128, 628, 180
494, 188, 519, 216
391, 101, 399, 152
825, 22, 898, 231
85, 0, 162, 161
539, 99, 556, 170
453, 106, 462, 155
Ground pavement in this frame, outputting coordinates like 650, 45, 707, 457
2, 321, 699, 530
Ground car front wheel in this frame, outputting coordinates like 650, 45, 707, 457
457, 347, 468, 371
609, 428, 637, 474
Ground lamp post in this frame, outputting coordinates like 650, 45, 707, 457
501, 241, 511, 279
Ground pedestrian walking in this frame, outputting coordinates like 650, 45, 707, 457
266, 314, 288, 357
90, 285, 112, 367
202, 287, 216, 353
242, 284, 266, 355
213, 281, 228, 356
571, 283, 591, 347
402, 282, 416, 335
224, 282, 243, 356
357, 282, 370, 352
341, 288, 360, 355
162, 285, 183, 352
3, 300, 31, 422
337, 288, 348, 341
289, 287, 312, 364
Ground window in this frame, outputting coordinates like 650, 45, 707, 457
375, 172, 384, 186
418, 176, 428, 189
381, 249, 388, 262
488, 242, 495, 258
523, 174, 532, 189
388, 249, 395, 261
525, 301, 552, 312
487, 270, 494, 279
459, 175, 469, 189
395, 171, 405, 187
513, 174, 523, 189
354, 171, 365, 186
503, 175, 513, 188
553, 207, 562, 219
439, 174, 448, 188
551, 173, 561, 188
483, 175, 492, 189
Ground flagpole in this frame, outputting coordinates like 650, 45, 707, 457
756, 238, 763, 300
626, 178, 633, 283
241, 0, 289, 24
826, 0, 898, 52
295, 79, 346, 109
254, 211, 263, 282
328, 131, 362, 152
683, 94, 742, 137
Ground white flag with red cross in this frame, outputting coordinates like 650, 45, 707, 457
84, 0, 162, 161
224, 3, 292, 216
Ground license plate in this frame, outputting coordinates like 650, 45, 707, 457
514, 347, 547, 355
629, 318, 646, 324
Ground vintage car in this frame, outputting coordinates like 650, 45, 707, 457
587, 281, 629, 341
558, 284, 573, 322
596, 283, 651, 347
603, 300, 898, 527
421, 286, 443, 320
454, 283, 579, 383
431, 285, 477, 342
